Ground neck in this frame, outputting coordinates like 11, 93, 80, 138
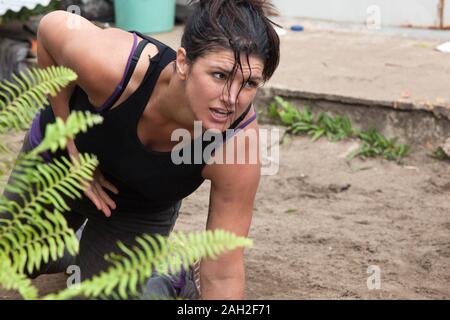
154, 73, 197, 135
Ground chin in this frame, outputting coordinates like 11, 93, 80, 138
205, 118, 235, 132
192, 113, 229, 133
197, 121, 222, 133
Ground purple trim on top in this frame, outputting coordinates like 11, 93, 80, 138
236, 111, 257, 131
29, 111, 42, 148
98, 32, 138, 112
223, 108, 257, 143
29, 112, 51, 163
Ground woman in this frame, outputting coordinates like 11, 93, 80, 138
5, 0, 280, 299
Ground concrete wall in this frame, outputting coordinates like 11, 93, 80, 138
255, 88, 450, 147
272, 0, 448, 28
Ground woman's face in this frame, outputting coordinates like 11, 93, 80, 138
181, 49, 264, 132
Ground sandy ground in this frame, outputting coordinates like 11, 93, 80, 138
1, 126, 450, 299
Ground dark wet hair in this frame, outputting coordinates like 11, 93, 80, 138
181, 0, 280, 123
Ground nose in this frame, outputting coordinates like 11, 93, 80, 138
220, 81, 240, 107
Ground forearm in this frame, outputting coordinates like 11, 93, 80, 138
199, 256, 246, 300
200, 274, 246, 300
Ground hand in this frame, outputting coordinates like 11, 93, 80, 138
67, 139, 118, 217
84, 167, 119, 217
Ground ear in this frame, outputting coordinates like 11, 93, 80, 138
176, 48, 190, 80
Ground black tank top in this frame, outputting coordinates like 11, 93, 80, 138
39, 31, 253, 213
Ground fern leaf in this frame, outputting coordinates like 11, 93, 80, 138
0, 66, 77, 133
3, 153, 98, 222
0, 208, 79, 274
0, 154, 97, 274
0, 255, 39, 300
31, 111, 103, 156
44, 230, 252, 300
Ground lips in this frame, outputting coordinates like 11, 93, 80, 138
209, 108, 234, 123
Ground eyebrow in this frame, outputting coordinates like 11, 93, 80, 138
214, 66, 263, 82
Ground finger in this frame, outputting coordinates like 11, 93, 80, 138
92, 184, 111, 217
90, 188, 107, 214
84, 188, 101, 210
99, 177, 119, 195
89, 182, 107, 211
93, 189, 111, 217
96, 186, 117, 210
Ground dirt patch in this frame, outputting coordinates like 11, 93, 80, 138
1, 125, 450, 299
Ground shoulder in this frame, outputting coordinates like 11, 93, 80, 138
38, 11, 159, 105
39, 11, 124, 93
201, 112, 261, 188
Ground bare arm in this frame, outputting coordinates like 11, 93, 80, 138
37, 10, 103, 119
37, 10, 108, 155
37, 11, 77, 153
36, 11, 119, 216
200, 123, 261, 299
37, 10, 131, 109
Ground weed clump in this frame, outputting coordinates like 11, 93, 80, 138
268, 96, 409, 162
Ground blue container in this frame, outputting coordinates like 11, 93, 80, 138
114, 0, 176, 33
291, 25, 304, 32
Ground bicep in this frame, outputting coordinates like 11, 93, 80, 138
37, 10, 106, 91
200, 162, 260, 283
200, 124, 261, 291
206, 162, 261, 239
38, 11, 101, 63
204, 122, 261, 235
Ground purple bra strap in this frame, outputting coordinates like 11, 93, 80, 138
222, 106, 257, 144
28, 111, 51, 163
236, 110, 257, 131
98, 32, 138, 112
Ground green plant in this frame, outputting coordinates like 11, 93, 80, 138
430, 147, 449, 161
0, 66, 78, 133
269, 97, 354, 141
45, 230, 251, 300
0, 66, 252, 299
350, 129, 409, 161
269, 96, 409, 162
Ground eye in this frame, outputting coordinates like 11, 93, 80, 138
213, 72, 227, 80
244, 80, 260, 88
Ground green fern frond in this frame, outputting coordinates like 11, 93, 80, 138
0, 208, 79, 274
44, 230, 253, 300
1, 110, 101, 189
0, 155, 93, 276
0, 152, 96, 274
0, 256, 39, 300
31, 111, 103, 156
0, 66, 77, 133
3, 153, 98, 214
0, 153, 96, 274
